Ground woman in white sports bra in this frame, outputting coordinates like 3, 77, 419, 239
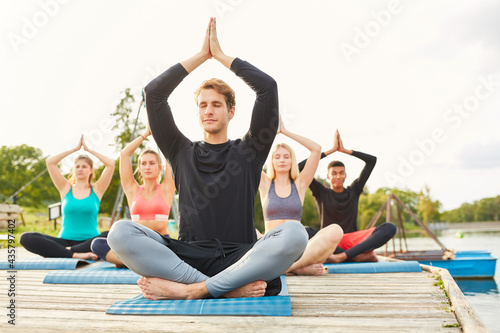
259, 115, 343, 275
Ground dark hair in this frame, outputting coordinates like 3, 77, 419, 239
328, 160, 345, 170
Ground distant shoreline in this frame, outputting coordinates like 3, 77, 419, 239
444, 221, 500, 231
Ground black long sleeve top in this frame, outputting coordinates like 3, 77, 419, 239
144, 58, 279, 243
298, 151, 376, 233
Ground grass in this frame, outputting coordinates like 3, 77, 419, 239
0, 206, 111, 249
433, 274, 455, 313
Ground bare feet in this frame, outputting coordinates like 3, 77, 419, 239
325, 251, 378, 263
223, 281, 267, 298
72, 252, 98, 260
325, 252, 347, 263
137, 277, 268, 300
290, 263, 327, 276
137, 277, 209, 300
351, 251, 378, 262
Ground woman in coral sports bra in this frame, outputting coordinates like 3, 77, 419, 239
91, 122, 175, 266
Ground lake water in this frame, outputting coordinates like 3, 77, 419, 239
401, 230, 499, 333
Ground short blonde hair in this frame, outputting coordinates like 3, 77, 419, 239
68, 155, 95, 185
267, 143, 299, 180
134, 150, 163, 183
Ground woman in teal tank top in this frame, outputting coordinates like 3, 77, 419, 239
20, 136, 115, 259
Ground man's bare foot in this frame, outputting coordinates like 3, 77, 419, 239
223, 281, 267, 298
290, 263, 326, 276
325, 252, 347, 263
351, 251, 378, 262
137, 277, 209, 300
72, 252, 98, 260
325, 251, 378, 263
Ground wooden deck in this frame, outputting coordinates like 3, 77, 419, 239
0, 248, 485, 332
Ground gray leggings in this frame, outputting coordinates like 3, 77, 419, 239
107, 220, 308, 298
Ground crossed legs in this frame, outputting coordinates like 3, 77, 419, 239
326, 222, 397, 263
20, 232, 99, 260
286, 224, 343, 275
108, 220, 308, 299
91, 237, 127, 267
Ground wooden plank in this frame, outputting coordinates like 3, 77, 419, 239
2, 317, 462, 333
421, 263, 488, 333
0, 248, 471, 332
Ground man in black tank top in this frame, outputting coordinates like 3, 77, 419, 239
299, 130, 396, 263
108, 18, 308, 300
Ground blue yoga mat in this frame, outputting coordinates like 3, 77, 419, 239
0, 258, 95, 270
325, 260, 421, 274
106, 276, 291, 316
44, 261, 140, 284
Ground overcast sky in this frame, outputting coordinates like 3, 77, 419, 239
2, 0, 499, 211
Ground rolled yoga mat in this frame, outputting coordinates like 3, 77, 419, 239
0, 257, 95, 270
324, 260, 422, 274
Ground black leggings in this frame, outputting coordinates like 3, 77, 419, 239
338, 223, 396, 259
306, 222, 396, 260
20, 231, 109, 258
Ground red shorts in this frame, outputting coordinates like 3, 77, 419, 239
337, 227, 376, 250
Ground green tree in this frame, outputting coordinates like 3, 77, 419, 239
474, 196, 500, 221
358, 189, 388, 229
461, 203, 475, 222
487, 196, 500, 221
109, 88, 145, 152
417, 185, 441, 224
384, 187, 420, 223
0, 145, 59, 207
102, 88, 146, 216
440, 209, 460, 222
301, 188, 320, 229
94, 160, 121, 215
441, 195, 500, 222
254, 193, 264, 233
358, 187, 429, 228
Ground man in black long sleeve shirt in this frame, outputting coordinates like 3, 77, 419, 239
299, 130, 396, 263
108, 18, 307, 300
